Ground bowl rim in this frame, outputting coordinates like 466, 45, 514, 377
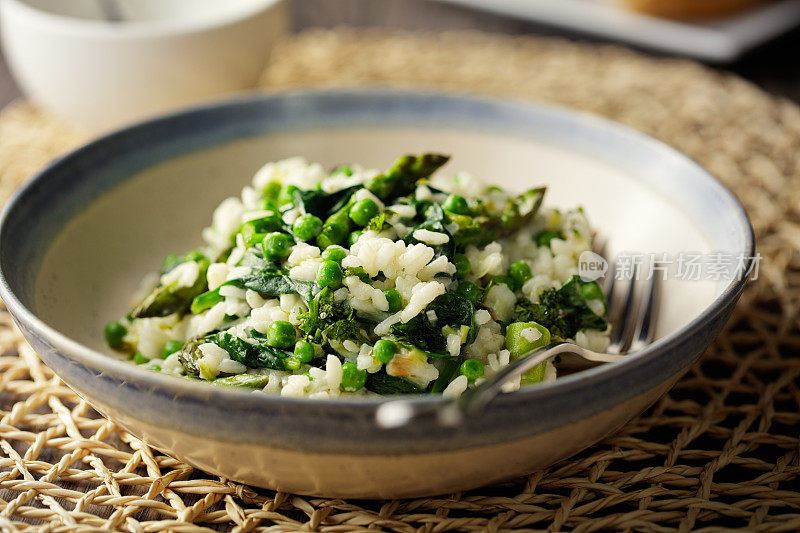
0, 87, 756, 412
0, 0, 284, 38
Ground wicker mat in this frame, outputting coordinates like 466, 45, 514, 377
0, 29, 799, 532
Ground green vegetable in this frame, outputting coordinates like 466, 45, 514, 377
292, 214, 323, 241
365, 372, 424, 394
266, 320, 296, 349
292, 184, 359, 220
348, 230, 363, 247
460, 358, 484, 381
132, 352, 148, 365
453, 253, 471, 279
321, 245, 347, 263
521, 361, 547, 385
190, 288, 224, 314
366, 153, 450, 201
509, 260, 533, 289
299, 287, 366, 346
384, 288, 403, 313
162, 340, 184, 358
579, 281, 607, 314
535, 229, 563, 248
514, 275, 608, 340
491, 275, 515, 291
445, 187, 546, 248
317, 208, 351, 248
133, 257, 210, 318
443, 194, 470, 215
403, 203, 455, 261
428, 359, 460, 393
104, 321, 127, 349
316, 260, 343, 289
277, 184, 300, 207
341, 362, 367, 391
456, 281, 481, 304
262, 232, 293, 261
505, 321, 551, 357
242, 214, 282, 246
180, 332, 289, 376
262, 180, 282, 199
374, 339, 399, 364
391, 293, 475, 353
349, 198, 380, 227
212, 374, 270, 388
293, 340, 315, 363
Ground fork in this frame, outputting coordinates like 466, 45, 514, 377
375, 258, 661, 429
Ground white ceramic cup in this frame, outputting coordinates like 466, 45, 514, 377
0, 0, 287, 131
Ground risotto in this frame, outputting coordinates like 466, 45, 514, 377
104, 154, 610, 397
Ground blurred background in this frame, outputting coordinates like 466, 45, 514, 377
1, 0, 800, 129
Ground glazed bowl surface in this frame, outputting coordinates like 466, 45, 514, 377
0, 89, 754, 498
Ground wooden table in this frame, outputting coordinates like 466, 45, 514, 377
2, 0, 800, 109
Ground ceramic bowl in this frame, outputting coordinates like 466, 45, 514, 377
0, 0, 286, 131
0, 90, 754, 498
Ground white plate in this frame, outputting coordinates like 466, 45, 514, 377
434, 0, 800, 61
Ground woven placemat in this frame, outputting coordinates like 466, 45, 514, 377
0, 29, 798, 532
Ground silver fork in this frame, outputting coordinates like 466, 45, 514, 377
375, 257, 661, 429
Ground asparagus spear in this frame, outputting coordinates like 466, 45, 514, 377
367, 153, 450, 201
132, 257, 210, 318
446, 187, 546, 248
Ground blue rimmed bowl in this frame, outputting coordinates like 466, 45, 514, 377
0, 89, 754, 498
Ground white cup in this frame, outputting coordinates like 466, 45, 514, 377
0, 0, 287, 131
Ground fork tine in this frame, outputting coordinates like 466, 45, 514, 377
606, 261, 638, 354
628, 262, 661, 352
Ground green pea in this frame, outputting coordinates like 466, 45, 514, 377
104, 321, 127, 349
321, 246, 347, 263
266, 320, 296, 349
453, 253, 471, 279
505, 321, 551, 358
316, 260, 343, 289
509, 260, 533, 289
443, 194, 470, 215
460, 358, 484, 381
580, 281, 607, 314
374, 339, 399, 364
262, 180, 282, 199
491, 275, 515, 291
132, 352, 149, 365
162, 340, 184, 358
456, 281, 482, 304
341, 362, 367, 392
349, 198, 380, 226
348, 230, 363, 247
535, 229, 563, 248
293, 340, 315, 363
262, 232, 293, 261
384, 288, 403, 313
292, 214, 323, 241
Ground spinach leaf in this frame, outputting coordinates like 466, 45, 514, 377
293, 185, 359, 220
209, 331, 289, 370
515, 275, 607, 340
365, 372, 425, 394
391, 293, 475, 353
